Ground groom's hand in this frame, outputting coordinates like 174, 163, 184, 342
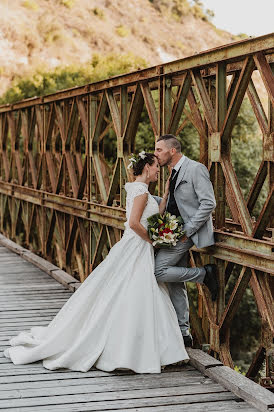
180, 234, 188, 243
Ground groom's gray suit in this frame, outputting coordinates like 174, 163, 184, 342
154, 155, 216, 336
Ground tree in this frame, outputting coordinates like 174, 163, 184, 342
0, 54, 146, 104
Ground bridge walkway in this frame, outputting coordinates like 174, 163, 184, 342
0, 242, 272, 412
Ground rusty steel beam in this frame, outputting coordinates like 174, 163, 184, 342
0, 182, 126, 227
196, 231, 274, 275
1, 181, 273, 273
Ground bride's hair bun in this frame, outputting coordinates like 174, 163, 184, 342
132, 153, 156, 176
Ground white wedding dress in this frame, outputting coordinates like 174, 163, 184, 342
4, 182, 188, 373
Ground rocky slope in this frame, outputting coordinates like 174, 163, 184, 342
0, 0, 238, 96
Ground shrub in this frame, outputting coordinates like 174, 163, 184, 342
37, 17, 64, 45
92, 7, 105, 19
116, 25, 130, 38
237, 33, 249, 40
0, 53, 147, 104
176, 41, 185, 52
172, 0, 191, 17
234, 365, 246, 375
60, 0, 75, 8
192, 4, 207, 21
149, 0, 213, 22
22, 0, 39, 10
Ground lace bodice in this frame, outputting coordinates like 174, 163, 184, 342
124, 182, 159, 231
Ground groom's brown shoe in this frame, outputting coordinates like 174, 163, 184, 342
203, 264, 219, 301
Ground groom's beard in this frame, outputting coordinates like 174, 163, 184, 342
158, 157, 172, 167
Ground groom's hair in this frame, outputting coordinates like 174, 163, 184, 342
157, 134, 181, 153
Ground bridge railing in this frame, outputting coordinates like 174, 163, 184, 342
0, 33, 273, 383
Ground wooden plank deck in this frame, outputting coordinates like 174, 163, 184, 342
0, 245, 264, 411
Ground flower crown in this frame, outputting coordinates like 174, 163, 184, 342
127, 151, 147, 169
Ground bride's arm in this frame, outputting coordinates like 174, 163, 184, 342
159, 195, 168, 215
129, 194, 153, 244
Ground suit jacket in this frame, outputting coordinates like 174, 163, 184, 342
154, 156, 216, 248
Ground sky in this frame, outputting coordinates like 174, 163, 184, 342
199, 0, 274, 37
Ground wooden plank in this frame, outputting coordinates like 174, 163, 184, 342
0, 298, 69, 304
0, 308, 59, 315
0, 275, 58, 281
0, 383, 227, 400
0, 268, 49, 274
0, 298, 67, 311
0, 270, 34, 275
0, 299, 69, 306
0, 235, 28, 254
0, 363, 194, 374
0, 358, 12, 364
0, 276, 52, 282
0, 292, 71, 298
1, 324, 50, 332
0, 302, 68, 311
0, 363, 195, 376
1, 321, 49, 329
0, 257, 45, 263
0, 338, 13, 343
0, 284, 66, 290
0, 314, 57, 322
0, 282, 54, 287
186, 349, 223, 374
0, 287, 70, 292
206, 365, 274, 411
0, 370, 202, 385
118, 404, 258, 412
0, 401, 257, 412
0, 390, 237, 409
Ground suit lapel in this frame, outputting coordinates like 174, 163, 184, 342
175, 156, 190, 190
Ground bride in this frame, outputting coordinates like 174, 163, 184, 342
4, 152, 189, 374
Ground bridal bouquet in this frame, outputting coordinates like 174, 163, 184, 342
147, 212, 185, 247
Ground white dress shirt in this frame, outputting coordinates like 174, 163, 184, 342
172, 155, 185, 176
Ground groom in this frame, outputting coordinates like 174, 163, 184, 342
154, 134, 218, 347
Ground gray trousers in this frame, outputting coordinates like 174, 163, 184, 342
154, 238, 206, 336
